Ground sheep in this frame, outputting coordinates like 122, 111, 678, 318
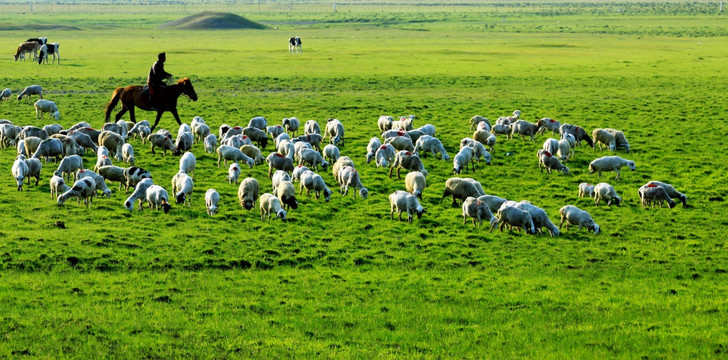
382, 129, 410, 140
236, 145, 263, 165
476, 194, 508, 215
491, 204, 536, 234
218, 124, 232, 140
558, 205, 600, 234
337, 165, 369, 200
50, 174, 70, 200
282, 117, 300, 137
542, 138, 559, 155
592, 128, 617, 151
375, 144, 396, 168
604, 128, 630, 153
470, 115, 491, 131
176, 151, 196, 179
50, 134, 84, 157
0, 88, 11, 101
462, 197, 496, 227
54, 155, 84, 182
271, 170, 291, 192
145, 185, 172, 213
193, 123, 210, 144
205, 189, 220, 216
22, 136, 44, 158
537, 150, 569, 174
267, 125, 285, 140
98, 131, 125, 161
557, 138, 573, 162
365, 137, 382, 164
384, 136, 415, 152
292, 165, 310, 182
274, 133, 291, 148
417, 124, 436, 137
536, 118, 560, 135
173, 131, 194, 155
332, 156, 355, 184
94, 152, 112, 174
594, 182, 622, 206
440, 177, 482, 206
491, 124, 511, 135
578, 183, 595, 198
405, 129, 426, 144
190, 116, 205, 134
389, 190, 426, 223
277, 181, 298, 211
128, 123, 151, 143
638, 183, 676, 209
68, 131, 97, 153
171, 171, 194, 206
18, 126, 48, 142
34, 99, 60, 121
76, 169, 112, 198
453, 147, 474, 175
217, 145, 254, 169
391, 116, 414, 131
495, 110, 520, 125
483, 133, 496, 152
123, 166, 152, 193
462, 178, 485, 196
31, 138, 64, 163
267, 153, 295, 178
227, 162, 241, 184
589, 156, 636, 180
642, 181, 687, 207
0, 124, 22, 148
238, 177, 260, 210
243, 126, 269, 149
248, 116, 268, 131
57, 178, 96, 207
389, 151, 428, 179
17, 85, 43, 100
259, 193, 287, 222
102, 122, 128, 140
276, 139, 296, 159
97, 165, 126, 191
221, 134, 248, 149
11, 155, 30, 191
509, 120, 540, 141
514, 201, 560, 237
304, 120, 321, 135
23, 157, 42, 187
122, 143, 135, 165
297, 148, 329, 171
470, 141, 491, 165
203, 134, 218, 154
559, 124, 594, 147
414, 135, 449, 160
294, 141, 313, 160
378, 115, 393, 132
324, 118, 345, 146
473, 129, 492, 146
299, 170, 333, 202
561, 132, 577, 149
42, 123, 63, 136
124, 178, 154, 211
405, 171, 426, 199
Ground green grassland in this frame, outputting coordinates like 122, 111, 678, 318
0, 1, 727, 358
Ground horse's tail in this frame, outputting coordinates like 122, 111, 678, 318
104, 87, 124, 122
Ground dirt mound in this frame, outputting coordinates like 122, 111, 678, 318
159, 12, 266, 30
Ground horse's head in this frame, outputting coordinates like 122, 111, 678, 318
178, 78, 198, 101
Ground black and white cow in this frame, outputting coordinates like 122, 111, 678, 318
288, 36, 302, 54
26, 37, 47, 46
38, 43, 60, 64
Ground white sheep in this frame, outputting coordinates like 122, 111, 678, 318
173, 131, 194, 155
559, 205, 600, 234
592, 128, 617, 151
247, 116, 267, 130
477, 194, 508, 215
57, 177, 96, 207
0, 124, 22, 148
462, 197, 496, 227
49, 174, 70, 200
414, 135, 449, 160
267, 125, 285, 140
171, 171, 193, 206
491, 204, 536, 234
537, 150, 569, 174
76, 169, 112, 198
594, 182, 622, 206
557, 138, 572, 162
298, 148, 329, 171
259, 193, 287, 222
337, 165, 368, 200
98, 131, 125, 161
277, 180, 298, 210
514, 201, 560, 237
509, 120, 540, 141
240, 145, 266, 165
389, 151, 428, 179
542, 138, 559, 155
536, 118, 560, 135
123, 178, 154, 211
462, 178, 485, 196
122, 143, 135, 165
203, 134, 217, 154
292, 165, 310, 183
382, 129, 410, 140
293, 141, 312, 161
491, 124, 511, 135
324, 118, 345, 146
578, 183, 595, 198
54, 155, 84, 182
642, 181, 687, 207
470, 141, 491, 165
146, 133, 175, 156
94, 153, 112, 173
42, 123, 63, 136
267, 153, 295, 178
391, 116, 414, 131
453, 147, 474, 175
11, 155, 30, 191
604, 128, 630, 153
638, 183, 676, 209
145, 185, 172, 213
375, 144, 396, 168
194, 123, 211, 144
389, 190, 426, 223
244, 126, 270, 149
405, 171, 426, 199
304, 120, 321, 135
560, 123, 594, 148
33, 99, 59, 121
217, 145, 254, 169
495, 110, 520, 125
323, 144, 340, 165
332, 156, 355, 184
205, 189, 220, 216
276, 139, 295, 159
31, 138, 63, 163
405, 129, 426, 144
561, 132, 576, 149
589, 156, 636, 180
417, 124, 436, 137
0, 88, 11, 101
179, 151, 196, 178
228, 163, 241, 184
378, 115, 393, 132
97, 165, 126, 191
238, 177, 260, 210
282, 117, 300, 137
299, 170, 333, 202
366, 137, 381, 164
440, 177, 482, 206
384, 136, 415, 152
470, 115, 491, 131
272, 170, 292, 193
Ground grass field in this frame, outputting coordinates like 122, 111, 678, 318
0, 1, 727, 358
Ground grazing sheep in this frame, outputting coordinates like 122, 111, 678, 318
365, 137, 381, 164
594, 182, 622, 206
50, 134, 84, 157
378, 115, 393, 132
124, 178, 154, 211
491, 124, 511, 135
34, 99, 60, 121
31, 138, 64, 163
194, 123, 210, 144
578, 183, 595, 198
267, 125, 285, 140
19, 126, 48, 141
42, 123, 63, 136
54, 155, 84, 182
483, 133, 496, 152
589, 156, 636, 180
389, 190, 426, 223
337, 165, 369, 200
462, 178, 485, 196
217, 145, 254, 169
123, 166, 152, 193
557, 138, 573, 162
537, 150, 569, 174
237, 145, 264, 165
277, 180, 298, 210
171, 171, 194, 206
296, 133, 323, 151
57, 178, 96, 207
491, 204, 536, 234
384, 136, 415, 152
405, 171, 426, 199
122, 143, 135, 165
222, 126, 242, 142
592, 128, 617, 151
332, 156, 355, 184
405, 129, 426, 144
462, 197, 496, 227
470, 115, 491, 131
559, 205, 600, 234
274, 133, 291, 148
292, 165, 310, 182
23, 136, 43, 157
472, 129, 492, 146
642, 181, 687, 207
94, 153, 112, 174
324, 118, 345, 146
68, 131, 97, 153
50, 174, 70, 200
638, 183, 676, 209
0, 124, 22, 148
391, 116, 414, 131
604, 128, 630, 153
205, 189, 220, 216
17, 85, 43, 100
452, 147, 474, 175
97, 165, 126, 191
304, 120, 321, 135
509, 120, 540, 141
495, 110, 521, 125
271, 170, 292, 193
514, 201, 560, 237
389, 151, 428, 179
76, 169, 112, 198
536, 118, 560, 135
0, 88, 11, 101
561, 132, 577, 149
190, 115, 205, 133
129, 124, 151, 144
23, 157, 42, 187
247, 116, 267, 131
477, 194, 508, 215
244, 126, 269, 149
145, 185, 172, 213
203, 134, 218, 154
102, 122, 128, 140
277, 139, 296, 159
12, 155, 30, 191
259, 193, 287, 222
375, 144, 396, 168
382, 129, 410, 140
282, 117, 300, 137
417, 124, 436, 137
298, 148, 329, 171
173, 131, 194, 155
299, 170, 333, 202
238, 178, 260, 211
559, 124, 594, 147
98, 131, 125, 161
218, 124, 232, 140
414, 135, 449, 160
542, 138, 559, 155
470, 141, 491, 165
440, 177, 482, 206
226, 162, 241, 184
266, 153, 295, 178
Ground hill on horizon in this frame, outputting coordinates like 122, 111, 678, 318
159, 11, 267, 30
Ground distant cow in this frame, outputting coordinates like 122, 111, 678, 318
38, 43, 60, 64
13, 42, 40, 61
288, 36, 302, 53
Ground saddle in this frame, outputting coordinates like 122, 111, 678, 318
139, 85, 161, 111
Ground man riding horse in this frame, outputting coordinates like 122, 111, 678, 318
147, 52, 173, 108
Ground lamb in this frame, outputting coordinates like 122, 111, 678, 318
470, 115, 491, 131
171, 171, 194, 206
514, 201, 560, 237
145, 133, 174, 156
558, 205, 600, 234
243, 126, 269, 149
190, 115, 205, 133
491, 124, 511, 135
282, 117, 300, 137
0, 88, 11, 101
123, 166, 152, 192
31, 138, 64, 163
491, 204, 536, 234
417, 124, 436, 137
292, 165, 310, 182
42, 123, 63, 136
638, 183, 676, 209
57, 177, 96, 207
122, 143, 135, 165
483, 133, 496, 152
594, 182, 622, 206
17, 85, 43, 100
11, 155, 30, 191
23, 157, 42, 187
227, 162, 241, 184
267, 125, 285, 140
238, 177, 260, 210
642, 181, 687, 206
97, 165, 126, 191
440, 177, 482, 206
76, 169, 112, 198
509, 120, 541, 141
217, 145, 254, 169
324, 118, 345, 146
537, 150, 569, 174
405, 171, 426, 199
536, 118, 561, 135
389, 151, 428, 179
34, 99, 60, 121
259, 193, 287, 222
299, 170, 333, 202
22, 136, 43, 157
378, 115, 393, 132
462, 197, 496, 227
124, 178, 154, 211
49, 174, 70, 200
604, 128, 630, 152
247, 116, 268, 130
375, 144, 396, 168
68, 131, 97, 153
389, 190, 426, 223
98, 131, 125, 161
304, 120, 321, 135
337, 165, 369, 200
277, 181, 298, 210
588, 156, 636, 180
476, 194, 508, 215
332, 156, 355, 183
557, 138, 573, 162
203, 134, 218, 154
173, 131, 194, 155
365, 137, 381, 164
205, 189, 220, 216
592, 128, 617, 151
145, 185, 172, 213
452, 147, 474, 175
267, 153, 295, 178
578, 183, 595, 198
54, 155, 84, 182
559, 124, 594, 147
414, 135, 449, 160
384, 136, 415, 152
470, 141, 491, 165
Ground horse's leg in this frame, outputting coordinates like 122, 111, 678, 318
151, 111, 164, 132
170, 109, 182, 126
128, 107, 136, 124
114, 107, 128, 122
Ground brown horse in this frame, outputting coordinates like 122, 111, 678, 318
104, 78, 198, 131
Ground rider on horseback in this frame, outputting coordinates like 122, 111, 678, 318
147, 52, 173, 108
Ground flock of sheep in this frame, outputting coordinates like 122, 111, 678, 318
2, 102, 688, 235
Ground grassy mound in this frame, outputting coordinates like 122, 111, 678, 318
0, 24, 80, 31
159, 11, 266, 30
